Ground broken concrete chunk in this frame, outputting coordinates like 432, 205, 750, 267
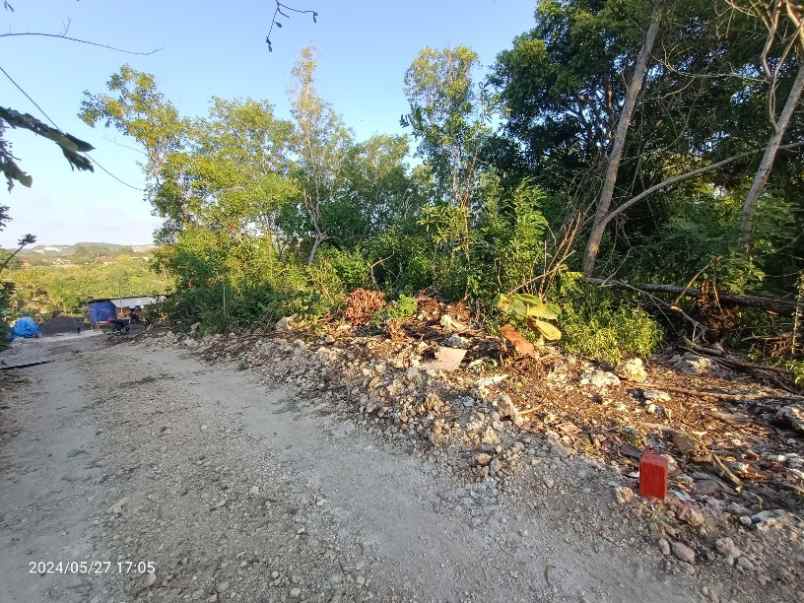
617, 357, 648, 382
274, 316, 295, 332
440, 314, 468, 333
579, 368, 621, 389
421, 346, 466, 372
443, 334, 470, 349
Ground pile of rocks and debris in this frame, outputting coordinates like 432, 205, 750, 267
140, 297, 803, 586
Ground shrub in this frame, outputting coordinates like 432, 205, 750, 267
376, 293, 418, 323
559, 283, 664, 365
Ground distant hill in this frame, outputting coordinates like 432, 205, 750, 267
5, 242, 157, 267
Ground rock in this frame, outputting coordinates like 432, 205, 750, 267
440, 314, 468, 332
675, 504, 705, 527
108, 496, 128, 515
736, 556, 755, 573
579, 368, 621, 389
750, 509, 791, 531
443, 334, 470, 349
476, 374, 508, 388
496, 394, 522, 426
671, 541, 696, 564
481, 427, 499, 447
658, 538, 671, 556
672, 430, 697, 454
274, 316, 295, 332
775, 405, 804, 434
715, 537, 741, 565
614, 486, 635, 505
474, 453, 492, 466
642, 389, 671, 402
670, 353, 731, 378
617, 358, 648, 382
422, 346, 467, 372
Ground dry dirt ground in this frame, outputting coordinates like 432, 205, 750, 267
0, 333, 797, 602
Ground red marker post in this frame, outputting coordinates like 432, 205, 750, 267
639, 449, 668, 500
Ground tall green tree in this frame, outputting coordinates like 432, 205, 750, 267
403, 46, 486, 206
289, 47, 353, 263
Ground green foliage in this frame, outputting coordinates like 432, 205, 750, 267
786, 360, 804, 387
377, 294, 418, 323
497, 292, 561, 341
6, 255, 170, 318
559, 284, 664, 365
74, 22, 802, 372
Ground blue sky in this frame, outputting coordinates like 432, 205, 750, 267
1, 0, 534, 247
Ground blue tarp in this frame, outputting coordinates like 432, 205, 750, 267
11, 316, 41, 339
88, 300, 116, 326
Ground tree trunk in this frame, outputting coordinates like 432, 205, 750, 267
307, 233, 325, 265
582, 3, 663, 276
739, 59, 804, 251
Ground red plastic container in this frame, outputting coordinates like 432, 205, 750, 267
639, 450, 668, 500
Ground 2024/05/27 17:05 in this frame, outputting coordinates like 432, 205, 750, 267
28, 560, 156, 575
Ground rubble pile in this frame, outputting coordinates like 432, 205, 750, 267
145, 298, 803, 575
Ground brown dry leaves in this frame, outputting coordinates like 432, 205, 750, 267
500, 324, 536, 358
344, 289, 386, 325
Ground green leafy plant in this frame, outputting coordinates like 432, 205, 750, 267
497, 292, 561, 341
373, 293, 418, 326
560, 285, 663, 365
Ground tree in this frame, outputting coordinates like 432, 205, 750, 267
80, 64, 185, 183
289, 47, 353, 264
728, 0, 804, 250
403, 46, 486, 206
582, 1, 663, 275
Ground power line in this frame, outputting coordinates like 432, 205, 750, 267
0, 64, 145, 192
0, 64, 58, 129
0, 32, 161, 56
88, 156, 145, 192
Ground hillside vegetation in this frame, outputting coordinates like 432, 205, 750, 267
3, 246, 170, 319
3, 2, 802, 375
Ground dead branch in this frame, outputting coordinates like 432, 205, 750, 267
0, 360, 50, 370
584, 277, 796, 314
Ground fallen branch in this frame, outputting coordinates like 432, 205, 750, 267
588, 277, 707, 338
681, 342, 790, 375
712, 452, 743, 490
584, 277, 795, 314
0, 359, 50, 370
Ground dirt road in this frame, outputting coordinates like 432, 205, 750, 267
0, 334, 744, 602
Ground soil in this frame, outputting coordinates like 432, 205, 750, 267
0, 332, 800, 602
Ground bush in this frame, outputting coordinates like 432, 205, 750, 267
559, 283, 664, 365
375, 293, 417, 323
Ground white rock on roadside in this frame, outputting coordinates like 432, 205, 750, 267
617, 357, 648, 382
671, 541, 696, 564
715, 537, 741, 565
580, 368, 621, 389
614, 486, 635, 505
274, 316, 295, 332
421, 346, 466, 372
